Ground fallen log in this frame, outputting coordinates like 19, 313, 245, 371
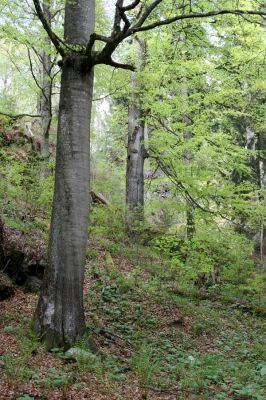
90, 191, 109, 205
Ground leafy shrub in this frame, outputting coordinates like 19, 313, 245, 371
151, 233, 185, 258
89, 204, 125, 240
152, 224, 254, 288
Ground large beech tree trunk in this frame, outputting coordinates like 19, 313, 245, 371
34, 0, 95, 348
126, 39, 147, 232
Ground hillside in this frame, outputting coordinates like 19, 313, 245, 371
1, 232, 266, 400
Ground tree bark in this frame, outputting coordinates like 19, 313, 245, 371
182, 82, 195, 240
34, 0, 95, 348
257, 132, 266, 270
126, 39, 147, 233
38, 1, 52, 158
244, 126, 266, 269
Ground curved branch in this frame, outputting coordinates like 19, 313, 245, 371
86, 33, 111, 56
133, 0, 163, 29
131, 9, 266, 34
32, 0, 65, 56
26, 46, 46, 99
121, 0, 141, 12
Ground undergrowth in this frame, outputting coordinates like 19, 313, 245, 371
1, 232, 266, 399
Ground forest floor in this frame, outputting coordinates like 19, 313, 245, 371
0, 236, 266, 400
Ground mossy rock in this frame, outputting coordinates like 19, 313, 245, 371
0, 271, 15, 300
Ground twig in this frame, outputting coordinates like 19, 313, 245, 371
98, 328, 132, 347
0, 111, 41, 119
1, 259, 10, 273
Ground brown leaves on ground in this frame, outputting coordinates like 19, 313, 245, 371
0, 287, 178, 400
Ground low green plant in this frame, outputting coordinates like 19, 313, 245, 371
17, 330, 39, 358
131, 343, 158, 385
2, 353, 33, 380
32, 367, 72, 387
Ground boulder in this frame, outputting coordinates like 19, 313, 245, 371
0, 218, 46, 288
0, 272, 14, 301
24, 276, 42, 293
65, 348, 98, 363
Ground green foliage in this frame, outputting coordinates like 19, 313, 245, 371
89, 204, 125, 241
131, 342, 158, 385
0, 121, 53, 236
152, 224, 255, 289
76, 350, 103, 374
4, 325, 20, 334
32, 367, 72, 387
2, 353, 33, 380
0, 1, 266, 398
87, 255, 266, 397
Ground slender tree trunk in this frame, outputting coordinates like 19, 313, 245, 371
126, 39, 147, 233
126, 86, 145, 210
184, 127, 195, 240
34, 0, 95, 348
182, 83, 195, 240
38, 1, 52, 158
257, 133, 266, 270
244, 126, 266, 269
186, 205, 195, 239
244, 126, 266, 268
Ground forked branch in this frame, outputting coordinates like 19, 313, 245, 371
34, 0, 266, 74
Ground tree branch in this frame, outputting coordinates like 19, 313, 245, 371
32, 0, 65, 56
92, 85, 127, 101
0, 111, 41, 119
26, 47, 47, 100
118, 6, 131, 32
108, 58, 135, 71
150, 149, 218, 215
133, 0, 163, 29
86, 33, 111, 56
93, 32, 129, 68
113, 0, 124, 34
121, 0, 141, 12
131, 9, 266, 34
112, 0, 132, 36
